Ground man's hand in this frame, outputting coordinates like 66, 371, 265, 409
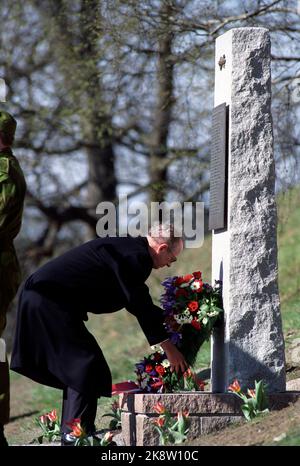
160, 339, 188, 375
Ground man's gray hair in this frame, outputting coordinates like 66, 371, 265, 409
148, 222, 182, 248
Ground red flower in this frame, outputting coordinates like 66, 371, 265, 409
178, 410, 189, 420
195, 281, 204, 292
188, 301, 199, 312
153, 402, 166, 414
183, 368, 193, 378
190, 279, 203, 292
193, 271, 202, 279
191, 319, 201, 330
151, 380, 164, 389
182, 409, 189, 418
39, 408, 58, 426
197, 379, 205, 391
182, 274, 194, 283
153, 352, 162, 361
145, 364, 153, 373
174, 277, 184, 286
66, 418, 85, 438
39, 414, 48, 425
156, 365, 165, 375
102, 431, 114, 444
154, 417, 165, 427
175, 288, 188, 298
247, 389, 256, 398
228, 379, 241, 393
47, 409, 58, 422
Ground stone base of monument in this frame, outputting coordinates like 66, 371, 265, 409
119, 391, 300, 446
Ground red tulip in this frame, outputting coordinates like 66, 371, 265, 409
39, 414, 48, 425
47, 409, 58, 422
154, 417, 165, 427
228, 379, 241, 393
247, 389, 256, 398
197, 379, 205, 391
66, 418, 86, 438
153, 402, 166, 414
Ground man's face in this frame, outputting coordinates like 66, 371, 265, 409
152, 239, 184, 269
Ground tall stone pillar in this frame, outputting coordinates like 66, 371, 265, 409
211, 28, 286, 392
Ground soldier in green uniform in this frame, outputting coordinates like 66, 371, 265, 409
0, 111, 26, 446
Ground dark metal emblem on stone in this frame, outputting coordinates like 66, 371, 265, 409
218, 55, 226, 70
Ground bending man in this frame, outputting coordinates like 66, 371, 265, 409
11, 223, 187, 445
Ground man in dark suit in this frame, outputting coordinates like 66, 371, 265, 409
10, 223, 187, 445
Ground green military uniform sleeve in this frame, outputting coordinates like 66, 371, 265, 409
0, 150, 26, 331
0, 156, 12, 233
0, 152, 26, 241
0, 157, 9, 183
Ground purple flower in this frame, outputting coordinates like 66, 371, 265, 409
135, 363, 146, 373
203, 283, 212, 291
169, 332, 182, 345
162, 304, 176, 315
161, 277, 177, 287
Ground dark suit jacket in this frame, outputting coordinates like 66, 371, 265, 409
11, 236, 169, 396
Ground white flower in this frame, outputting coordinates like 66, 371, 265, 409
174, 314, 193, 324
150, 345, 164, 353
162, 360, 170, 368
190, 280, 202, 291
183, 308, 191, 317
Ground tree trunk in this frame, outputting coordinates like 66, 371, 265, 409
149, 3, 175, 205
37, 0, 117, 239
79, 0, 117, 237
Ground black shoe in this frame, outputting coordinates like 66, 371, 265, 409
0, 424, 8, 447
61, 433, 76, 446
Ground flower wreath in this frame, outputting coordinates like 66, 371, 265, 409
135, 271, 223, 393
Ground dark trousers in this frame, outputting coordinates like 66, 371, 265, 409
0, 359, 9, 425
61, 387, 98, 435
